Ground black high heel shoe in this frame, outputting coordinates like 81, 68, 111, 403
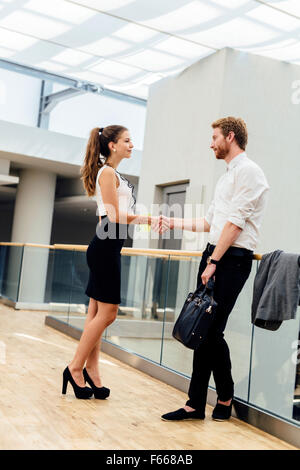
83, 367, 110, 399
62, 366, 93, 399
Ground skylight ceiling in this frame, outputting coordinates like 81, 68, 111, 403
0, 0, 300, 100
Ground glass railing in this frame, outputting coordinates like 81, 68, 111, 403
0, 241, 299, 425
0, 243, 24, 301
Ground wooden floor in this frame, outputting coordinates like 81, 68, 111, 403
0, 304, 297, 451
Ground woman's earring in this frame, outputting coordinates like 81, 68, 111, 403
113, 149, 116, 152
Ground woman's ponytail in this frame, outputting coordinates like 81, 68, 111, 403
80, 127, 102, 197
80, 125, 128, 197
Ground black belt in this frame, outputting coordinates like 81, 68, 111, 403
206, 243, 253, 258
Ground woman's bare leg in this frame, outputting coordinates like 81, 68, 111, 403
85, 337, 102, 387
73, 298, 104, 387
68, 299, 118, 386
82, 299, 102, 386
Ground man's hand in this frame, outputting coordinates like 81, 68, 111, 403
158, 215, 171, 234
150, 215, 170, 233
201, 263, 216, 286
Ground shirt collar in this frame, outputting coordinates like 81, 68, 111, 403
226, 151, 247, 171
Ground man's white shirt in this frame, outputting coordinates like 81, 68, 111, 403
205, 152, 269, 251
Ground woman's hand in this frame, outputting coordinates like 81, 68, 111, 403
147, 215, 171, 233
150, 216, 160, 232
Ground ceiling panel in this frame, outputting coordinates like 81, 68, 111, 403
0, 0, 299, 100
263, 0, 300, 17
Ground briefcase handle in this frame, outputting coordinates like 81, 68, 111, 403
194, 278, 215, 299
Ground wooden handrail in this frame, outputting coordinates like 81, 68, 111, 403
24, 243, 54, 249
0, 242, 25, 247
53, 244, 86, 252
0, 241, 263, 260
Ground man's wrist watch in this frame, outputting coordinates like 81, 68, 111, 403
207, 256, 219, 266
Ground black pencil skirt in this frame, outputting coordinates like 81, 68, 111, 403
85, 216, 129, 304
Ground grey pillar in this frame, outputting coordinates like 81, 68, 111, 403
11, 168, 56, 244
8, 169, 56, 304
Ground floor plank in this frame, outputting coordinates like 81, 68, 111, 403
0, 304, 297, 450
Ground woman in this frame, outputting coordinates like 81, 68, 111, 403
62, 125, 162, 399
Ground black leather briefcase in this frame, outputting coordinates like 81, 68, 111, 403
172, 278, 217, 349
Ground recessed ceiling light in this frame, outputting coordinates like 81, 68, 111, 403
0, 11, 71, 39
24, 0, 95, 23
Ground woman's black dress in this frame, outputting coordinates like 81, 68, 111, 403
85, 216, 129, 304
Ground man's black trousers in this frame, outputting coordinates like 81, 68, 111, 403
185, 243, 253, 411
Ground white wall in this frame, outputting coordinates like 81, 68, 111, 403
0, 68, 146, 174
0, 68, 146, 151
135, 48, 300, 254
0, 68, 41, 127
133, 49, 227, 250
0, 119, 86, 171
220, 48, 300, 254
48, 84, 147, 150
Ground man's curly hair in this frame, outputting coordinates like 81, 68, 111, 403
212, 117, 248, 150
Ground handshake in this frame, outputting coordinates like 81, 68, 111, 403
147, 215, 173, 234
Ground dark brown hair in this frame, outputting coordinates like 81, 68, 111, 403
212, 116, 248, 150
80, 125, 127, 197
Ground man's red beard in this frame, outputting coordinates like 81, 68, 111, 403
214, 144, 229, 160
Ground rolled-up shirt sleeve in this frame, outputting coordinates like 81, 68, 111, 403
228, 166, 269, 230
204, 198, 215, 226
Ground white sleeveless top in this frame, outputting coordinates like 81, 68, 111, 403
94, 164, 136, 216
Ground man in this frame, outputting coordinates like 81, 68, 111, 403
160, 117, 269, 421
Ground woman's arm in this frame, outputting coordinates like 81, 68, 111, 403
99, 167, 154, 225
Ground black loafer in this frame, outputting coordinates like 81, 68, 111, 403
161, 408, 205, 421
212, 401, 232, 421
